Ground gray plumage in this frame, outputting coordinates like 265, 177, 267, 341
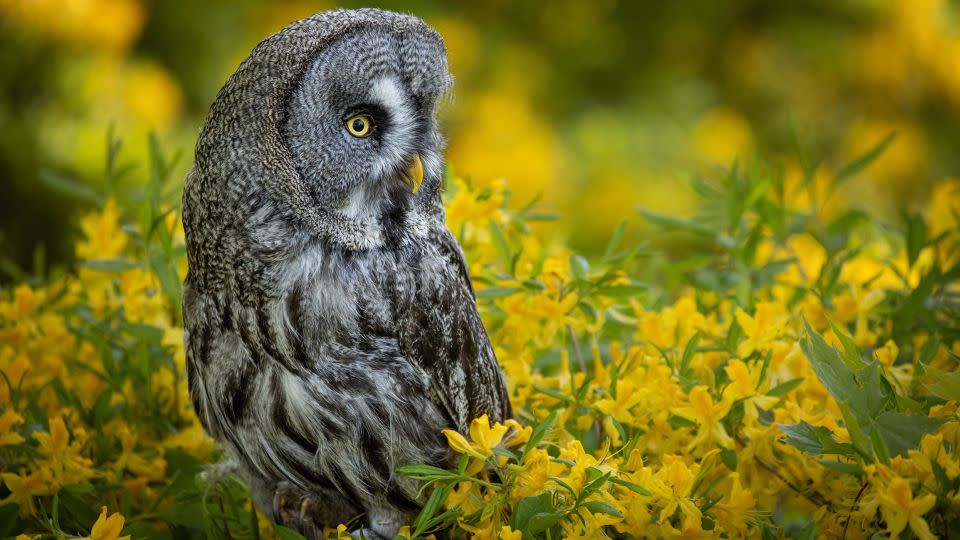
181, 8, 511, 539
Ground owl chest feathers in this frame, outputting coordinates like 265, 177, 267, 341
185, 232, 455, 503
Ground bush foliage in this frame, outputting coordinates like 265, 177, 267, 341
1, 134, 959, 539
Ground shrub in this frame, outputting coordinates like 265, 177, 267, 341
2, 135, 958, 538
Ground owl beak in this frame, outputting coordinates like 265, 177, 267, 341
400, 153, 424, 193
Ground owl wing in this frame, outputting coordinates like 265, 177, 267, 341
397, 227, 512, 433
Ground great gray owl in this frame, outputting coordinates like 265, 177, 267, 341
181, 8, 511, 539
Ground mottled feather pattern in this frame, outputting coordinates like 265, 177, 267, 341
182, 8, 510, 538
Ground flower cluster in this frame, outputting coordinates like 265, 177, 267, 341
397, 163, 959, 539
2, 135, 959, 539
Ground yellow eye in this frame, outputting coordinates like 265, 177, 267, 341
346, 115, 372, 137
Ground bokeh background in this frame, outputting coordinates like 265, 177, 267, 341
1, 0, 958, 274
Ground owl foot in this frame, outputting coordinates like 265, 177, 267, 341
272, 481, 364, 540
272, 484, 325, 540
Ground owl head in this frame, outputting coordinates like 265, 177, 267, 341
283, 14, 452, 226
187, 9, 453, 273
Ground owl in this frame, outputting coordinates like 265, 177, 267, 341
181, 8, 511, 539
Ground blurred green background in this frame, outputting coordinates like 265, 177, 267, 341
1, 0, 958, 274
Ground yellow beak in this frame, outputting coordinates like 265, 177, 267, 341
400, 153, 424, 193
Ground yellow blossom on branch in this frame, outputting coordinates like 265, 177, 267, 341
442, 414, 510, 461
674, 386, 734, 449
81, 507, 130, 540
878, 477, 937, 540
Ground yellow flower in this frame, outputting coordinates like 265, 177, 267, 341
499, 525, 522, 540
878, 477, 937, 540
447, 90, 559, 204
75, 198, 126, 261
723, 359, 778, 424
162, 327, 186, 367
511, 448, 567, 499
595, 379, 644, 425
1, 469, 52, 516
674, 386, 734, 449
445, 481, 486, 515
121, 61, 183, 131
0, 409, 25, 446
502, 419, 532, 448
692, 107, 753, 164
82, 507, 130, 540
714, 473, 755, 534
33, 415, 95, 488
735, 302, 786, 358
649, 456, 704, 535
497, 290, 581, 349
112, 425, 167, 482
442, 414, 510, 461
118, 268, 168, 326
875, 340, 899, 367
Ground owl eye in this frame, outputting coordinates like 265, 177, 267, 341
346, 115, 373, 137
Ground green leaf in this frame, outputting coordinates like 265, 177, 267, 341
828, 320, 867, 371
778, 421, 857, 457
853, 363, 898, 418
510, 493, 563, 535
608, 476, 652, 496
39, 169, 104, 205
795, 520, 819, 540
818, 460, 863, 476
767, 377, 804, 397
922, 363, 960, 401
668, 415, 698, 429
412, 483, 453, 535
918, 334, 941, 366
637, 209, 714, 236
81, 258, 139, 272
0, 503, 21, 538
719, 448, 738, 471
395, 464, 459, 481
678, 333, 700, 379
526, 512, 564, 534
827, 210, 869, 235
801, 321, 895, 428
800, 320, 859, 407
604, 220, 627, 259
582, 501, 623, 518
869, 428, 891, 465
474, 286, 523, 299
486, 219, 513, 271
273, 525, 308, 540
834, 132, 895, 185
491, 446, 519, 462
524, 411, 557, 458
838, 401, 869, 459
779, 422, 827, 454
903, 211, 927, 268
873, 411, 944, 458
570, 255, 590, 281
594, 284, 648, 297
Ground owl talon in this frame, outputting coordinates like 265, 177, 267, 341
271, 484, 327, 540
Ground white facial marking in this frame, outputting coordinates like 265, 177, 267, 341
371, 77, 406, 115
370, 76, 417, 162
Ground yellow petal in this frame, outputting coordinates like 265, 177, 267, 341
90, 507, 125, 540
442, 429, 486, 459
468, 414, 509, 454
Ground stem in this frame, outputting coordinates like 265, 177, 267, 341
842, 482, 868, 540
566, 325, 586, 373
737, 435, 832, 510
218, 496, 234, 540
